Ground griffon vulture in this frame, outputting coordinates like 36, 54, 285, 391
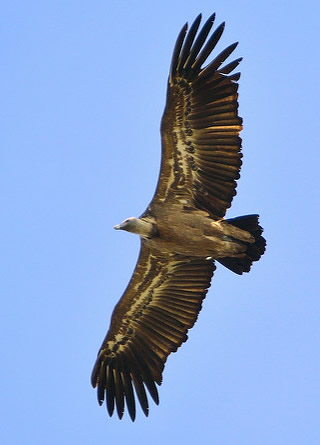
91, 12, 266, 421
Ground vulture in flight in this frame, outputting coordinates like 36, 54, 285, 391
91, 12, 266, 421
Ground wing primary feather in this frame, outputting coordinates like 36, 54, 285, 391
176, 13, 202, 72
132, 375, 149, 417
129, 343, 160, 405
191, 22, 225, 72
106, 362, 115, 417
169, 22, 188, 83
91, 354, 101, 388
113, 366, 125, 419
119, 357, 136, 421
182, 13, 215, 70
125, 347, 150, 417
96, 362, 106, 405
198, 42, 239, 80
143, 378, 159, 406
228, 72, 241, 81
219, 57, 243, 74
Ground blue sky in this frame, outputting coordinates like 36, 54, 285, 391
2, 1, 320, 444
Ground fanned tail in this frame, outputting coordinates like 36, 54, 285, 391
217, 214, 266, 274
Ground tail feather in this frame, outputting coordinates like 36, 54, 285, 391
217, 214, 266, 275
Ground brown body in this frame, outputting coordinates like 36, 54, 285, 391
143, 205, 253, 258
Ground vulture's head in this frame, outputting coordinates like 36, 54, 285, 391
114, 217, 156, 238
114, 217, 139, 233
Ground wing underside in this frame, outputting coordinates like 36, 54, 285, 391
91, 244, 215, 420
151, 13, 243, 218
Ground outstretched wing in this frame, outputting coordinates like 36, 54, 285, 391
91, 243, 215, 421
151, 13, 243, 218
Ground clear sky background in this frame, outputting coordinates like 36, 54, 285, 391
2, 1, 320, 444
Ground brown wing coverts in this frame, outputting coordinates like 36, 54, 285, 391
159, 13, 243, 217
91, 247, 215, 420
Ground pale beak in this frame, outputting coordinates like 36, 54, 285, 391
114, 224, 121, 230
